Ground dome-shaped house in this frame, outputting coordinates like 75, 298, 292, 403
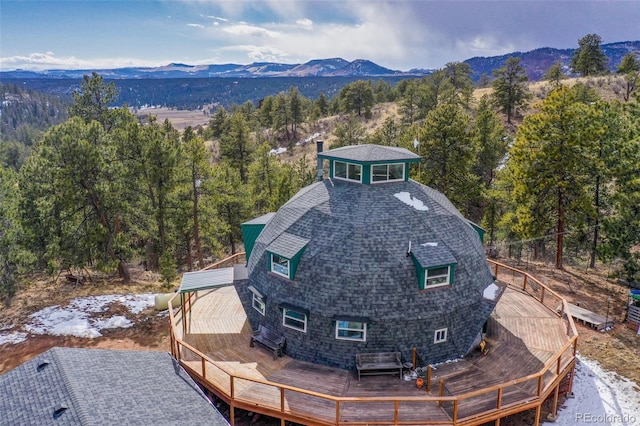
236, 144, 499, 370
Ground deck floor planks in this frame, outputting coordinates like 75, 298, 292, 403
177, 285, 572, 423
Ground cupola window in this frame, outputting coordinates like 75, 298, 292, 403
372, 163, 405, 183
334, 161, 362, 182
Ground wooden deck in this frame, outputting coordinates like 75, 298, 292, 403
175, 283, 574, 425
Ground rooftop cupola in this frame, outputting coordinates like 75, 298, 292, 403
317, 144, 420, 184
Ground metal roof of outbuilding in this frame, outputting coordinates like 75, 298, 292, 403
179, 267, 235, 293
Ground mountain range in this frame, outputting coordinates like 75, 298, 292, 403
2, 41, 638, 81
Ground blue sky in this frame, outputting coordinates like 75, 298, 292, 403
1, 0, 639, 71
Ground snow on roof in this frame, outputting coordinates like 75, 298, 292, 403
394, 191, 429, 211
483, 283, 501, 301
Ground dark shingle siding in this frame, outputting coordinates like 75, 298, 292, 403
242, 178, 495, 369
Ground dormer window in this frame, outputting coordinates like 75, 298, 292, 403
271, 254, 290, 278
334, 161, 362, 182
425, 266, 452, 288
372, 163, 405, 183
409, 242, 457, 290
266, 233, 309, 281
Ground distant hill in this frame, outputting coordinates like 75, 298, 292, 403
464, 40, 640, 81
0, 58, 403, 80
1, 41, 637, 82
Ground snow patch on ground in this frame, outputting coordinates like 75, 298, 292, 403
0, 293, 155, 341
0, 331, 28, 345
543, 355, 640, 425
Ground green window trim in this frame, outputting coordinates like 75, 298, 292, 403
371, 163, 405, 183
335, 320, 367, 342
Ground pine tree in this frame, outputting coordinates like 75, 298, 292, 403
416, 102, 478, 213
491, 57, 531, 123
508, 86, 594, 268
570, 34, 609, 77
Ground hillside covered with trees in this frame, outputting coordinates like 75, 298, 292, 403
1, 34, 639, 300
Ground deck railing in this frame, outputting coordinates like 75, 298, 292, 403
167, 255, 578, 426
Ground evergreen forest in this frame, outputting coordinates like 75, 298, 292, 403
1, 36, 639, 300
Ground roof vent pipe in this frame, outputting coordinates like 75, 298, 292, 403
316, 140, 324, 181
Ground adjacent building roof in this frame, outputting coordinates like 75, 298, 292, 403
317, 144, 421, 163
0, 347, 228, 426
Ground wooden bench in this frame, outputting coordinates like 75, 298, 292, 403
250, 325, 286, 360
355, 352, 403, 381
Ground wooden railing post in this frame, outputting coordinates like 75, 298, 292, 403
201, 357, 206, 378
427, 365, 432, 392
453, 399, 458, 423
335, 401, 340, 425
523, 274, 528, 291
537, 375, 543, 396
496, 387, 503, 409
540, 287, 545, 303
394, 401, 399, 424
280, 388, 285, 413
494, 263, 499, 278
438, 379, 444, 407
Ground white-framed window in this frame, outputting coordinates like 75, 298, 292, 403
248, 286, 266, 315
425, 266, 451, 288
283, 308, 307, 332
372, 163, 405, 183
335, 320, 367, 341
271, 254, 290, 278
252, 292, 265, 315
434, 328, 448, 344
334, 161, 362, 182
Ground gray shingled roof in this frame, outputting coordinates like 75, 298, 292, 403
0, 347, 228, 426
245, 176, 495, 367
317, 144, 420, 163
266, 232, 309, 259
411, 242, 458, 268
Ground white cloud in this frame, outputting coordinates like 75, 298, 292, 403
296, 18, 313, 30
222, 23, 280, 38
221, 45, 290, 63
0, 52, 169, 71
187, 23, 205, 29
